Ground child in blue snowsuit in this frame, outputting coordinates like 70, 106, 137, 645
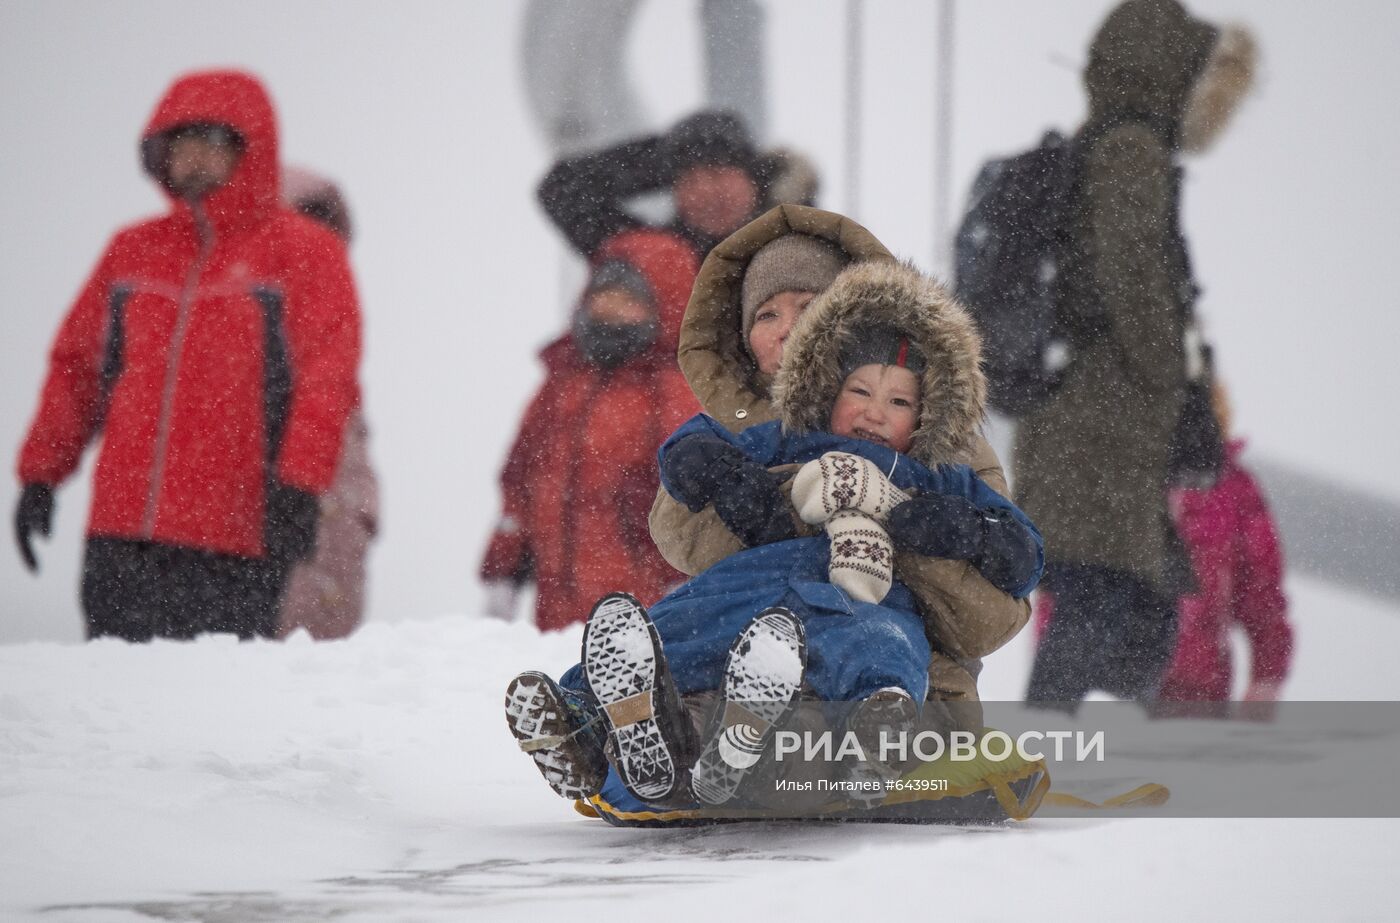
557, 407, 1041, 704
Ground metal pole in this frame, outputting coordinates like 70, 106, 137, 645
932, 0, 956, 277
844, 0, 864, 218
701, 0, 767, 143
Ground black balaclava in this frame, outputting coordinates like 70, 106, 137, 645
573, 260, 660, 369
573, 312, 658, 370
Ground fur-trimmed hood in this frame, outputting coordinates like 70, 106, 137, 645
772, 260, 986, 469
1084, 0, 1218, 147
1180, 23, 1256, 154
677, 205, 896, 431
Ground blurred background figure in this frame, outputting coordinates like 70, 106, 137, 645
483, 106, 780, 630
757, 146, 821, 211
277, 167, 380, 641
538, 108, 765, 265
12, 70, 361, 642
479, 230, 700, 630
1002, 0, 1255, 708
1157, 381, 1292, 714
1035, 382, 1292, 716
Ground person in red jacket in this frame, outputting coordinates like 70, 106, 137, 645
13, 70, 361, 641
480, 229, 700, 631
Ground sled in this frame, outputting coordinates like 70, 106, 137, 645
574, 728, 1051, 827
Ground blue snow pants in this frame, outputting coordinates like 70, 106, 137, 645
559, 537, 931, 703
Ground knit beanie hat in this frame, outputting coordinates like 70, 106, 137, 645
838, 323, 928, 380
741, 234, 849, 345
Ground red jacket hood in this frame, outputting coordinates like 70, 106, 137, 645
541, 228, 699, 372
142, 70, 280, 234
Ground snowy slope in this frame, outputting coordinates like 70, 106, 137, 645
2, 575, 1397, 921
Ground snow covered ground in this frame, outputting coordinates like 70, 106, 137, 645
2, 574, 1397, 921
4, 3, 1400, 918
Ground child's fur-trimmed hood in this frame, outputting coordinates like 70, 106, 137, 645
772, 260, 987, 469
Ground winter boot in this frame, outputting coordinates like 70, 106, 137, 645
691, 608, 808, 806
504, 671, 609, 801
582, 592, 699, 804
848, 686, 920, 769
824, 688, 919, 809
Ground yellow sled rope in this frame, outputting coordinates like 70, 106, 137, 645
1041, 783, 1171, 810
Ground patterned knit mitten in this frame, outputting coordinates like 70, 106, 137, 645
825, 509, 895, 604
791, 452, 909, 525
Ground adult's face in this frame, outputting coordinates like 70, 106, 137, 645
673, 165, 758, 240
746, 290, 816, 377
167, 134, 240, 201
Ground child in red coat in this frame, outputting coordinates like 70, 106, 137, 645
479, 230, 700, 630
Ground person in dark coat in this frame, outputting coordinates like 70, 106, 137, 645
13, 71, 362, 641
537, 109, 764, 264
1017, 0, 1256, 706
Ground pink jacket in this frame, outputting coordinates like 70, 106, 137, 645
1158, 441, 1292, 701
278, 410, 378, 639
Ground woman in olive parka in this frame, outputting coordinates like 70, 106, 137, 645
1018, 0, 1256, 703
651, 204, 1033, 729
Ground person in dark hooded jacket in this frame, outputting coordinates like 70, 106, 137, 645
13, 70, 361, 641
1017, 0, 1256, 707
479, 229, 701, 631
537, 109, 764, 265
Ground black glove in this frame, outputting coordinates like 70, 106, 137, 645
15, 483, 54, 572
886, 494, 985, 560
661, 435, 797, 548
264, 483, 320, 565
711, 466, 798, 548
887, 495, 1040, 596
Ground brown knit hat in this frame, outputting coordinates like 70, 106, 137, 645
740, 234, 849, 346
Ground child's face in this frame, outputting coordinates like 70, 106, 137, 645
747, 290, 816, 375
828, 364, 920, 453
585, 286, 652, 325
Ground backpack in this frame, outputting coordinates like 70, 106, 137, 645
954, 130, 1084, 417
